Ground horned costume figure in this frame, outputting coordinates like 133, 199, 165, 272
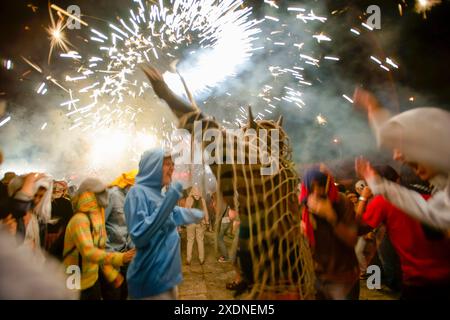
143, 66, 316, 299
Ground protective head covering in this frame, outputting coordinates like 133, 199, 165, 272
73, 178, 108, 210
378, 107, 450, 173
135, 148, 165, 189
2, 172, 16, 185
8, 174, 53, 222
373, 165, 399, 183
299, 167, 339, 247
109, 169, 138, 189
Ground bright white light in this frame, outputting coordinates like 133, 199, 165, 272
343, 94, 354, 103
350, 28, 360, 35
0, 116, 11, 127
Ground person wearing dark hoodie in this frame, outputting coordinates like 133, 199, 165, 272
300, 167, 360, 300
124, 148, 204, 300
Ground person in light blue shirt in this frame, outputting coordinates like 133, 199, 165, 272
124, 148, 203, 299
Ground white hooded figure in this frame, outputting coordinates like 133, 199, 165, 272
355, 88, 450, 232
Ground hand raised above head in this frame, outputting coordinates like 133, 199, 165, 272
355, 156, 378, 182
353, 87, 381, 115
141, 65, 170, 99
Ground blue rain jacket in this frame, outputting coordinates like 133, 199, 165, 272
124, 148, 203, 298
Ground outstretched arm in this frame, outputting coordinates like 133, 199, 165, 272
353, 88, 392, 144
142, 65, 196, 119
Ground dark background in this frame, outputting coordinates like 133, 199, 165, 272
0, 0, 449, 178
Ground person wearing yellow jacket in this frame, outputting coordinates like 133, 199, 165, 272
63, 178, 135, 300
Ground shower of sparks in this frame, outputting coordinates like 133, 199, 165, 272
55, 0, 261, 133
22, 0, 402, 167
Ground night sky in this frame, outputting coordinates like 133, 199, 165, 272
0, 0, 449, 176
1, 0, 449, 106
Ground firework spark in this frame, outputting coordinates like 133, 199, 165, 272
55, 0, 260, 133
46, 4, 73, 63
415, 0, 442, 18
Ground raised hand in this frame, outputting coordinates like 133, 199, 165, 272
141, 65, 171, 100
353, 87, 381, 116
20, 172, 45, 197
355, 156, 378, 182
141, 64, 195, 118
307, 195, 337, 225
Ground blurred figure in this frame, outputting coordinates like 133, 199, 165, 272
216, 205, 232, 263
46, 181, 74, 259
354, 180, 377, 280
8, 174, 53, 264
300, 168, 359, 300
354, 88, 450, 232
1, 172, 16, 197
102, 170, 137, 300
63, 178, 135, 300
354, 180, 367, 197
124, 149, 204, 300
345, 191, 358, 210
358, 166, 450, 300
0, 152, 77, 299
185, 186, 209, 265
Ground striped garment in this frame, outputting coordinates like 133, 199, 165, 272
178, 110, 316, 299
63, 191, 124, 290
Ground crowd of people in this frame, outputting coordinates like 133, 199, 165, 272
0, 84, 449, 300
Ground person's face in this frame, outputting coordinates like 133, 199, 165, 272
191, 187, 201, 200
162, 156, 175, 186
392, 148, 405, 162
33, 187, 47, 206
392, 148, 438, 181
406, 161, 438, 181
53, 185, 64, 199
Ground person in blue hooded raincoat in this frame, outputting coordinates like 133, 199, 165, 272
124, 148, 204, 299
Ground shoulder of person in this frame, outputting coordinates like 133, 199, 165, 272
68, 212, 90, 226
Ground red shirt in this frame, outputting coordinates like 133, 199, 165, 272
362, 195, 450, 286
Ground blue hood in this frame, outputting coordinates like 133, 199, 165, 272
124, 148, 204, 298
135, 148, 164, 189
